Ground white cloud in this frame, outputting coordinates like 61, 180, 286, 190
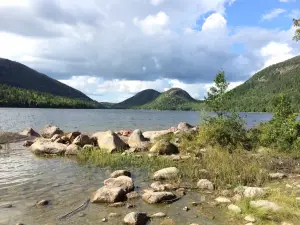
260, 41, 294, 68
279, 0, 295, 3
150, 0, 165, 6
202, 13, 227, 31
261, 8, 286, 21
133, 11, 170, 35
288, 10, 300, 19
0, 0, 30, 7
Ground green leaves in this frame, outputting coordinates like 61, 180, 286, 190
293, 19, 300, 41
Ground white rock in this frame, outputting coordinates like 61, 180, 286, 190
91, 186, 127, 203
151, 212, 167, 218
269, 172, 286, 180
228, 204, 242, 214
215, 197, 231, 203
250, 200, 281, 212
123, 212, 150, 225
197, 179, 214, 190
244, 215, 256, 223
244, 187, 266, 198
104, 176, 134, 193
110, 170, 131, 178
142, 191, 176, 204
153, 167, 179, 180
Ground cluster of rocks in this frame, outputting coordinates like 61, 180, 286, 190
22, 122, 196, 156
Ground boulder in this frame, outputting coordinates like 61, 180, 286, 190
250, 200, 281, 212
104, 176, 134, 193
153, 167, 179, 180
142, 190, 176, 204
110, 170, 131, 178
19, 128, 40, 137
51, 134, 61, 142
149, 140, 179, 155
91, 186, 127, 203
197, 179, 214, 190
143, 130, 171, 140
41, 125, 63, 138
94, 131, 128, 153
124, 212, 150, 225
66, 131, 81, 143
30, 140, 67, 155
243, 187, 266, 198
23, 140, 34, 147
244, 215, 256, 223
128, 130, 149, 147
228, 204, 242, 214
177, 122, 193, 131
65, 144, 80, 155
150, 182, 177, 191
72, 134, 92, 147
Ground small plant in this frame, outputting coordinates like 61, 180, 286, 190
293, 18, 300, 41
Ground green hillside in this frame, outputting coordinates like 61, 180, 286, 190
139, 88, 202, 110
224, 55, 300, 112
0, 58, 92, 100
112, 89, 161, 109
0, 84, 103, 108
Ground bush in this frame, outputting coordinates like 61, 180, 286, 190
198, 113, 252, 151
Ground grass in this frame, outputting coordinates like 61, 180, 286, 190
77, 147, 268, 189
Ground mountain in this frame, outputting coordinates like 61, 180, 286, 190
224, 55, 300, 112
139, 88, 202, 110
0, 58, 92, 100
112, 89, 161, 109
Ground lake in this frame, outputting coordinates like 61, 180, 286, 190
0, 108, 273, 133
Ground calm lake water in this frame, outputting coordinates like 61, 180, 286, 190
0, 108, 273, 133
0, 108, 273, 225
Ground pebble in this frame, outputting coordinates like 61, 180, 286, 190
183, 206, 190, 211
36, 199, 50, 206
191, 202, 201, 206
151, 212, 167, 218
102, 217, 107, 222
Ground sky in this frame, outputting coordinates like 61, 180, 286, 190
0, 0, 299, 102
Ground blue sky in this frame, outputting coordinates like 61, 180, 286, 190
0, 0, 299, 102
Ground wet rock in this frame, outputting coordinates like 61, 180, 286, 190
65, 144, 80, 155
143, 130, 171, 140
177, 122, 193, 131
269, 172, 287, 180
0, 203, 13, 208
91, 186, 127, 203
244, 187, 266, 198
128, 130, 149, 148
30, 139, 67, 155
197, 179, 214, 190
228, 204, 242, 214
73, 134, 92, 147
127, 191, 140, 199
36, 199, 50, 206
149, 140, 179, 155
20, 128, 40, 137
160, 219, 176, 225
150, 182, 177, 191
66, 131, 81, 143
110, 170, 131, 178
41, 125, 63, 138
142, 190, 176, 204
124, 212, 150, 225
108, 202, 125, 207
176, 187, 186, 196
250, 200, 281, 212
104, 176, 134, 193
94, 131, 128, 153
215, 197, 231, 203
23, 140, 34, 147
151, 212, 167, 218
153, 167, 179, 180
244, 215, 256, 223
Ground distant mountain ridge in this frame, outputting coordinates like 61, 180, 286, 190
224, 55, 300, 112
0, 58, 92, 101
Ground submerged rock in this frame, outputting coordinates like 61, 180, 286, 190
94, 131, 128, 153
153, 167, 179, 180
41, 125, 63, 138
149, 140, 179, 155
65, 144, 80, 155
30, 140, 67, 155
110, 170, 131, 178
91, 186, 127, 203
197, 179, 214, 190
104, 176, 134, 193
124, 212, 150, 225
142, 190, 177, 204
250, 200, 281, 212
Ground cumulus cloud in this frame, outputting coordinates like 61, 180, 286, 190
202, 13, 227, 31
261, 8, 286, 21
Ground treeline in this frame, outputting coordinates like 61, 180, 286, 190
0, 84, 103, 109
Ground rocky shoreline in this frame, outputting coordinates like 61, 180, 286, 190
1, 123, 300, 225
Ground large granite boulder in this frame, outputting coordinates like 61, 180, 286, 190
65, 144, 80, 155
149, 140, 179, 155
142, 190, 177, 204
72, 134, 92, 147
153, 167, 179, 180
19, 128, 40, 137
94, 131, 128, 153
91, 186, 127, 203
128, 130, 149, 148
104, 176, 134, 193
41, 125, 63, 138
143, 130, 171, 140
124, 212, 150, 225
30, 139, 67, 155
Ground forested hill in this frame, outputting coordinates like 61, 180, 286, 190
112, 89, 161, 109
224, 55, 300, 112
0, 58, 91, 100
